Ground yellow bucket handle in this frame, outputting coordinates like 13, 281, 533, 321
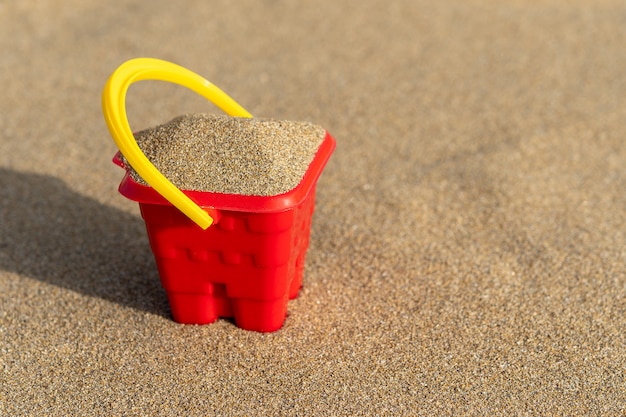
102, 58, 252, 229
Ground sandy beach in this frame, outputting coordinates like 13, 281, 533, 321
1, 1, 625, 415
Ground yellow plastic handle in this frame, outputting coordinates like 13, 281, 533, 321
102, 58, 252, 229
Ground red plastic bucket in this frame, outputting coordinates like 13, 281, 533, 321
113, 132, 335, 332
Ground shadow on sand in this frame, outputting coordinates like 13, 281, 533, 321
0, 168, 170, 318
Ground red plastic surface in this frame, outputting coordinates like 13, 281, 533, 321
115, 131, 335, 332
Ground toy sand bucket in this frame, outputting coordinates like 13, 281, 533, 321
102, 58, 335, 332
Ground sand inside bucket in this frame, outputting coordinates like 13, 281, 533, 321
122, 114, 326, 196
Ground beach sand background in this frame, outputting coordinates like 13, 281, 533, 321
1, 1, 625, 415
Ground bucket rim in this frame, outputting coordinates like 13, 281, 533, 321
115, 130, 335, 213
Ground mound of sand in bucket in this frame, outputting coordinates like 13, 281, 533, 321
121, 113, 326, 196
